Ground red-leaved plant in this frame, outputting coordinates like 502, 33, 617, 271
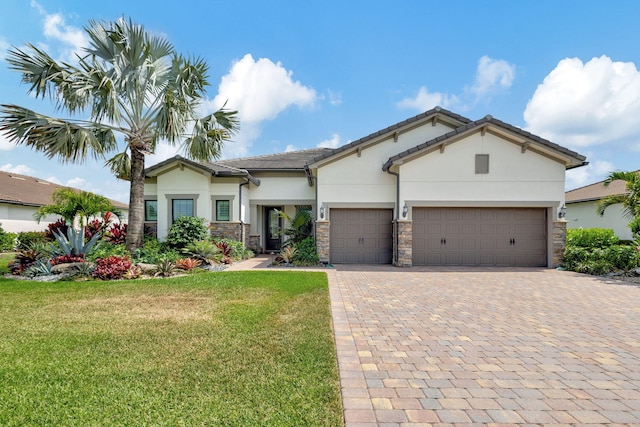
50, 254, 85, 265
105, 223, 127, 244
92, 256, 134, 280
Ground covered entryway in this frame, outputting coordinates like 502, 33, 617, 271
330, 208, 393, 264
412, 207, 547, 267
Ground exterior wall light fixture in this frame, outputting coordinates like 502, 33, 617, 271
402, 204, 408, 218
320, 205, 325, 219
558, 204, 567, 219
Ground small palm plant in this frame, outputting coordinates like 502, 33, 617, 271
183, 240, 222, 265
279, 246, 298, 266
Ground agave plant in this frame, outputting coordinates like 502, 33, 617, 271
52, 227, 101, 257
24, 260, 54, 277
152, 258, 178, 277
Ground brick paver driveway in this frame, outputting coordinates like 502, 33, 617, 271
328, 266, 640, 426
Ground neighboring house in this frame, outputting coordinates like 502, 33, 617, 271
565, 177, 632, 240
144, 107, 587, 267
0, 171, 128, 233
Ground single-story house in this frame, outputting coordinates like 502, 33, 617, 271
144, 107, 587, 267
565, 176, 632, 240
0, 171, 128, 233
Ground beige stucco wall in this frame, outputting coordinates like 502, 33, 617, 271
399, 132, 566, 208
316, 121, 456, 210
0, 203, 61, 233
566, 201, 632, 240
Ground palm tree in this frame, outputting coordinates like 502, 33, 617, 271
596, 171, 640, 237
34, 187, 120, 227
0, 17, 238, 251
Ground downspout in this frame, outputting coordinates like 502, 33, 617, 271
304, 165, 318, 240
385, 168, 400, 266
239, 178, 250, 245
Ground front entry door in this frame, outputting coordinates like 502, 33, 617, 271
265, 207, 282, 252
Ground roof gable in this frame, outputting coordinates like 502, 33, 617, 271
0, 171, 127, 209
383, 115, 587, 171
309, 107, 471, 166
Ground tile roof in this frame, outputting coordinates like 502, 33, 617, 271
309, 107, 472, 165
565, 177, 628, 203
213, 148, 332, 171
383, 115, 587, 170
0, 170, 128, 209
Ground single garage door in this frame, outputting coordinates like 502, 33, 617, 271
413, 207, 547, 267
330, 209, 393, 264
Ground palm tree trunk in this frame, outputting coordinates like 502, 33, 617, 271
126, 148, 145, 252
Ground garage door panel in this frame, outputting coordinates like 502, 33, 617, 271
330, 208, 392, 264
413, 207, 547, 267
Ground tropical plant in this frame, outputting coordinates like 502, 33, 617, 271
50, 255, 86, 265
24, 260, 54, 277
9, 241, 51, 275
52, 227, 101, 257
0, 17, 239, 252
152, 258, 178, 277
132, 239, 180, 264
166, 216, 209, 249
14, 231, 47, 251
87, 243, 129, 262
279, 246, 298, 265
214, 238, 254, 260
175, 258, 202, 271
597, 171, 640, 237
183, 240, 221, 265
92, 255, 134, 280
277, 208, 313, 245
105, 222, 127, 244
215, 241, 233, 264
34, 188, 120, 227
44, 219, 69, 241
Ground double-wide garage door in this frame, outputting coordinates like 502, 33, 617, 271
330, 209, 393, 264
412, 207, 547, 267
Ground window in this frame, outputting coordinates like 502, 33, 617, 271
216, 200, 230, 221
145, 200, 158, 221
172, 199, 194, 221
475, 154, 489, 174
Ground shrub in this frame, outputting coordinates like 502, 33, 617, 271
9, 242, 51, 275
215, 238, 254, 260
0, 224, 16, 252
50, 255, 86, 265
279, 246, 298, 265
183, 240, 221, 265
293, 237, 319, 266
44, 219, 69, 241
92, 256, 134, 280
88, 243, 129, 261
215, 241, 233, 264
566, 228, 619, 248
133, 239, 181, 264
152, 258, 178, 277
166, 216, 209, 249
15, 231, 47, 251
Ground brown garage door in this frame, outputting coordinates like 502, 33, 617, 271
413, 207, 547, 267
330, 209, 393, 264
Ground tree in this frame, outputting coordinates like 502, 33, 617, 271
596, 171, 640, 237
0, 17, 238, 252
34, 187, 119, 227
276, 208, 313, 245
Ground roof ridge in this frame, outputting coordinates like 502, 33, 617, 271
223, 147, 331, 162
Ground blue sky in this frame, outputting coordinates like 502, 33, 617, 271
2, 1, 640, 203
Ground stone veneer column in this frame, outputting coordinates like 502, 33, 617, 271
552, 220, 567, 268
209, 222, 242, 241
316, 220, 330, 263
396, 220, 413, 267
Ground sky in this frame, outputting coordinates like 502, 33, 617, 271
1, 1, 640, 204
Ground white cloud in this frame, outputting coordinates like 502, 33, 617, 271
524, 55, 640, 148
467, 56, 515, 98
566, 159, 615, 190
284, 144, 297, 152
212, 54, 316, 123
317, 134, 341, 149
202, 54, 317, 158
327, 89, 343, 106
397, 86, 459, 111
31, 0, 88, 61
0, 131, 16, 151
398, 56, 515, 112
0, 163, 34, 175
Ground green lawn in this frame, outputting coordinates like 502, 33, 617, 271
0, 271, 343, 426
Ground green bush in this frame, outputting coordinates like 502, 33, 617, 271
214, 238, 254, 260
564, 228, 640, 275
15, 231, 47, 251
292, 237, 319, 266
133, 239, 181, 264
0, 224, 17, 252
88, 243, 130, 261
566, 228, 619, 248
166, 216, 209, 249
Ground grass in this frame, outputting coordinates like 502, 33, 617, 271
0, 253, 13, 275
0, 270, 343, 426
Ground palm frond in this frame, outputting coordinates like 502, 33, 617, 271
596, 194, 629, 217
105, 151, 132, 180
182, 108, 239, 161
0, 104, 117, 163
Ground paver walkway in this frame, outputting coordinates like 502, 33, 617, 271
229, 258, 640, 425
